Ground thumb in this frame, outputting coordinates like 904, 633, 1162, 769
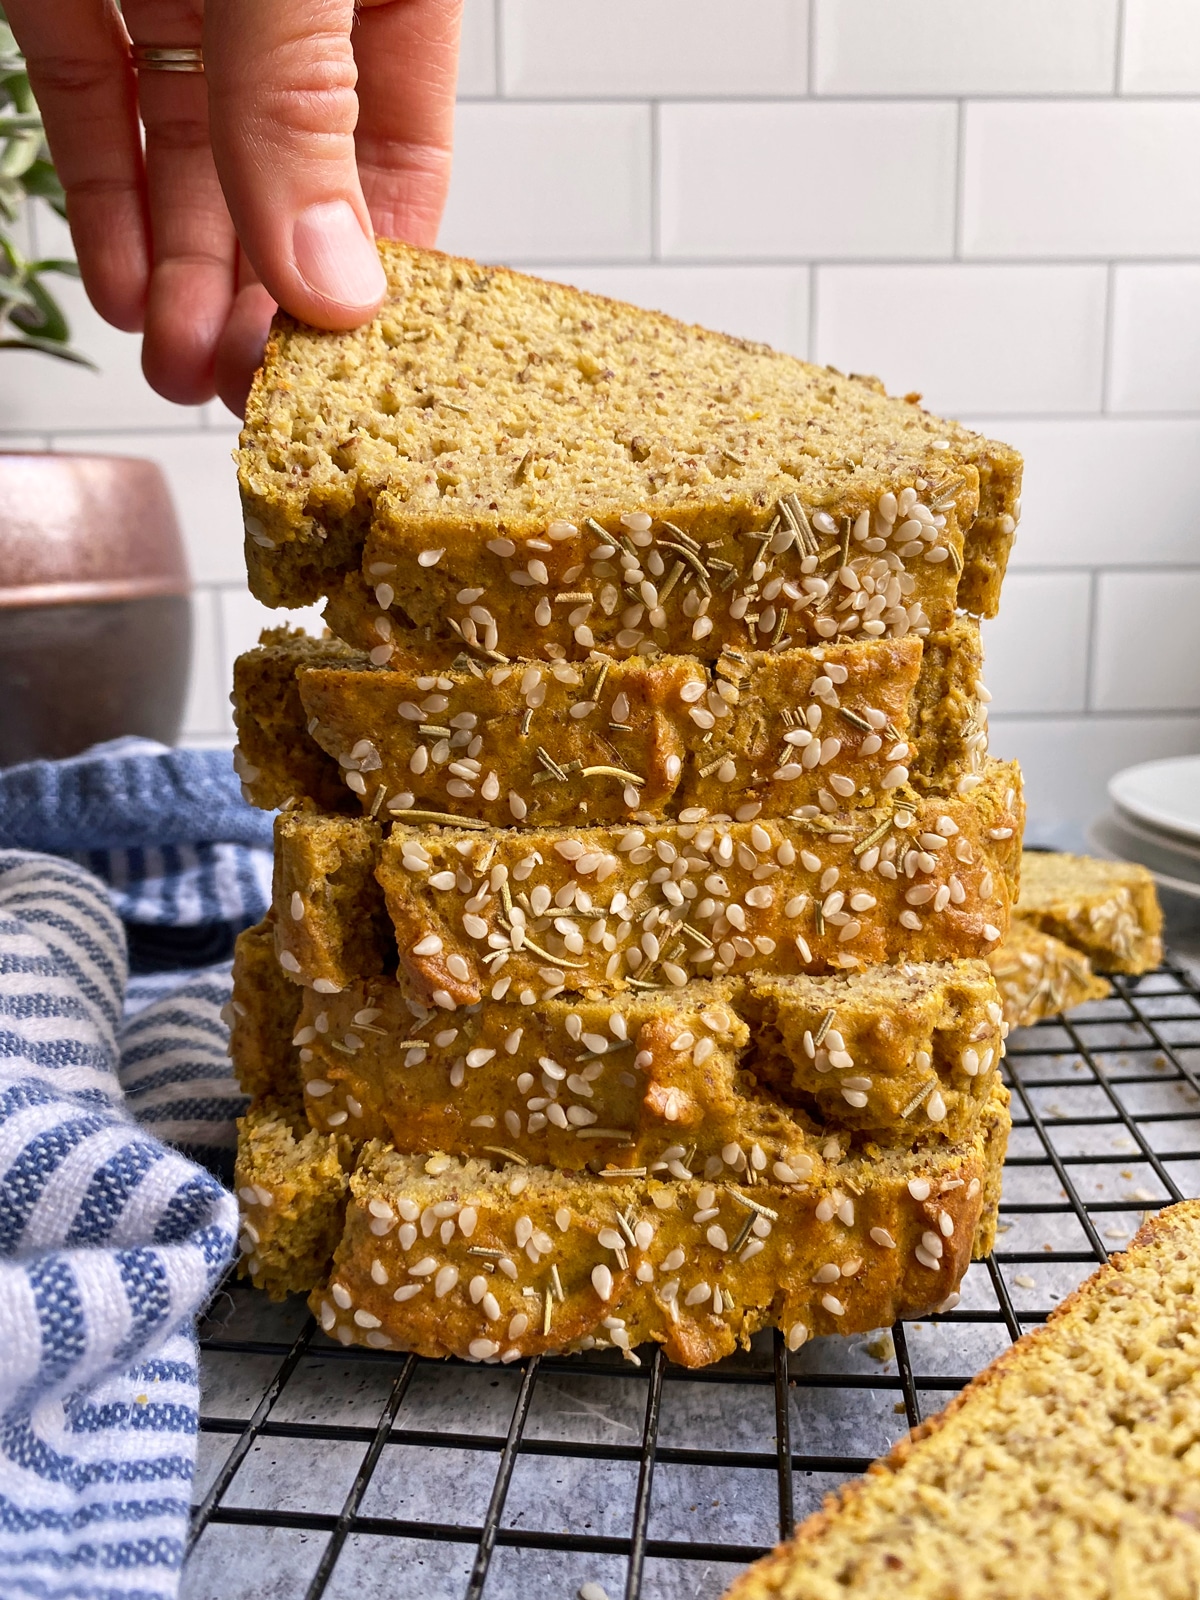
203, 0, 387, 329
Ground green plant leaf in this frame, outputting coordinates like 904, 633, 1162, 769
12, 269, 69, 342
29, 257, 80, 277
0, 6, 92, 369
0, 334, 95, 367
0, 279, 38, 313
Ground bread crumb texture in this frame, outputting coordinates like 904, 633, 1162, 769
1018, 852, 1162, 975
237, 243, 1021, 655
723, 1199, 1200, 1599
989, 915, 1111, 1029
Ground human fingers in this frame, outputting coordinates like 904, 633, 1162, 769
119, 0, 237, 403
5, 0, 149, 331
214, 248, 276, 415
351, 0, 461, 246
203, 0, 386, 330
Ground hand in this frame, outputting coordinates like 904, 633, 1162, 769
5, 0, 462, 412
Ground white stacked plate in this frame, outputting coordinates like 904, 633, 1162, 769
1088, 755, 1200, 902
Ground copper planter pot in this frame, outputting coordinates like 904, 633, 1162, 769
0, 453, 191, 766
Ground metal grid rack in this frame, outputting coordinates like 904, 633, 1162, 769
183, 956, 1200, 1600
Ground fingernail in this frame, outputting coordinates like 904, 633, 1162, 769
293, 200, 386, 311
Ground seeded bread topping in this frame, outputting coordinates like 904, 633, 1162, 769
234, 619, 991, 827
1016, 851, 1163, 975
988, 917, 1111, 1029
233, 239, 1030, 1380
292, 1081, 1008, 1368
325, 482, 980, 668
230, 918, 1005, 1156
723, 1199, 1200, 1599
270, 759, 1022, 1005
238, 243, 1021, 653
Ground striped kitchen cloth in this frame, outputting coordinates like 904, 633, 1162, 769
0, 738, 273, 974
0, 829, 250, 1596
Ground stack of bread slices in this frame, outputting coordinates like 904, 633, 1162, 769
227, 243, 1026, 1368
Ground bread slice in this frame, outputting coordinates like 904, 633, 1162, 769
234, 1079, 1008, 1358
1018, 851, 1162, 975
309, 1081, 1008, 1367
232, 619, 990, 828
237, 244, 1021, 661
225, 911, 302, 1096
270, 810, 393, 990
234, 1092, 353, 1300
723, 1199, 1200, 1598
230, 626, 362, 813
271, 759, 1023, 1004
907, 618, 989, 795
988, 917, 1111, 1029
229, 917, 1005, 1154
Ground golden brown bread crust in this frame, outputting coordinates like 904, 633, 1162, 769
293, 1080, 1009, 1367
234, 1092, 353, 1299
269, 760, 1023, 1005
907, 618, 988, 793
229, 954, 1006, 1161
232, 619, 991, 827
721, 1199, 1200, 1599
271, 809, 395, 991
238, 243, 1020, 641
1016, 850, 1163, 975
231, 626, 359, 813
988, 916, 1111, 1028
226, 917, 303, 1096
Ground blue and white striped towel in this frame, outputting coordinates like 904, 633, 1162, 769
0, 738, 273, 974
0, 740, 271, 1598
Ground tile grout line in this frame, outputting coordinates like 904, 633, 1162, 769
493, 0, 504, 97
953, 98, 966, 260
1100, 259, 1118, 415
1082, 568, 1100, 713
650, 101, 661, 262
989, 706, 1200, 726
453, 90, 1200, 105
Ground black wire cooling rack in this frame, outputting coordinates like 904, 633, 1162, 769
183, 955, 1200, 1600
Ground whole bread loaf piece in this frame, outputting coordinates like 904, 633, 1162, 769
238, 243, 1021, 663
723, 1199, 1200, 1599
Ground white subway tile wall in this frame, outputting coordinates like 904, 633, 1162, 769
5, 0, 1198, 838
